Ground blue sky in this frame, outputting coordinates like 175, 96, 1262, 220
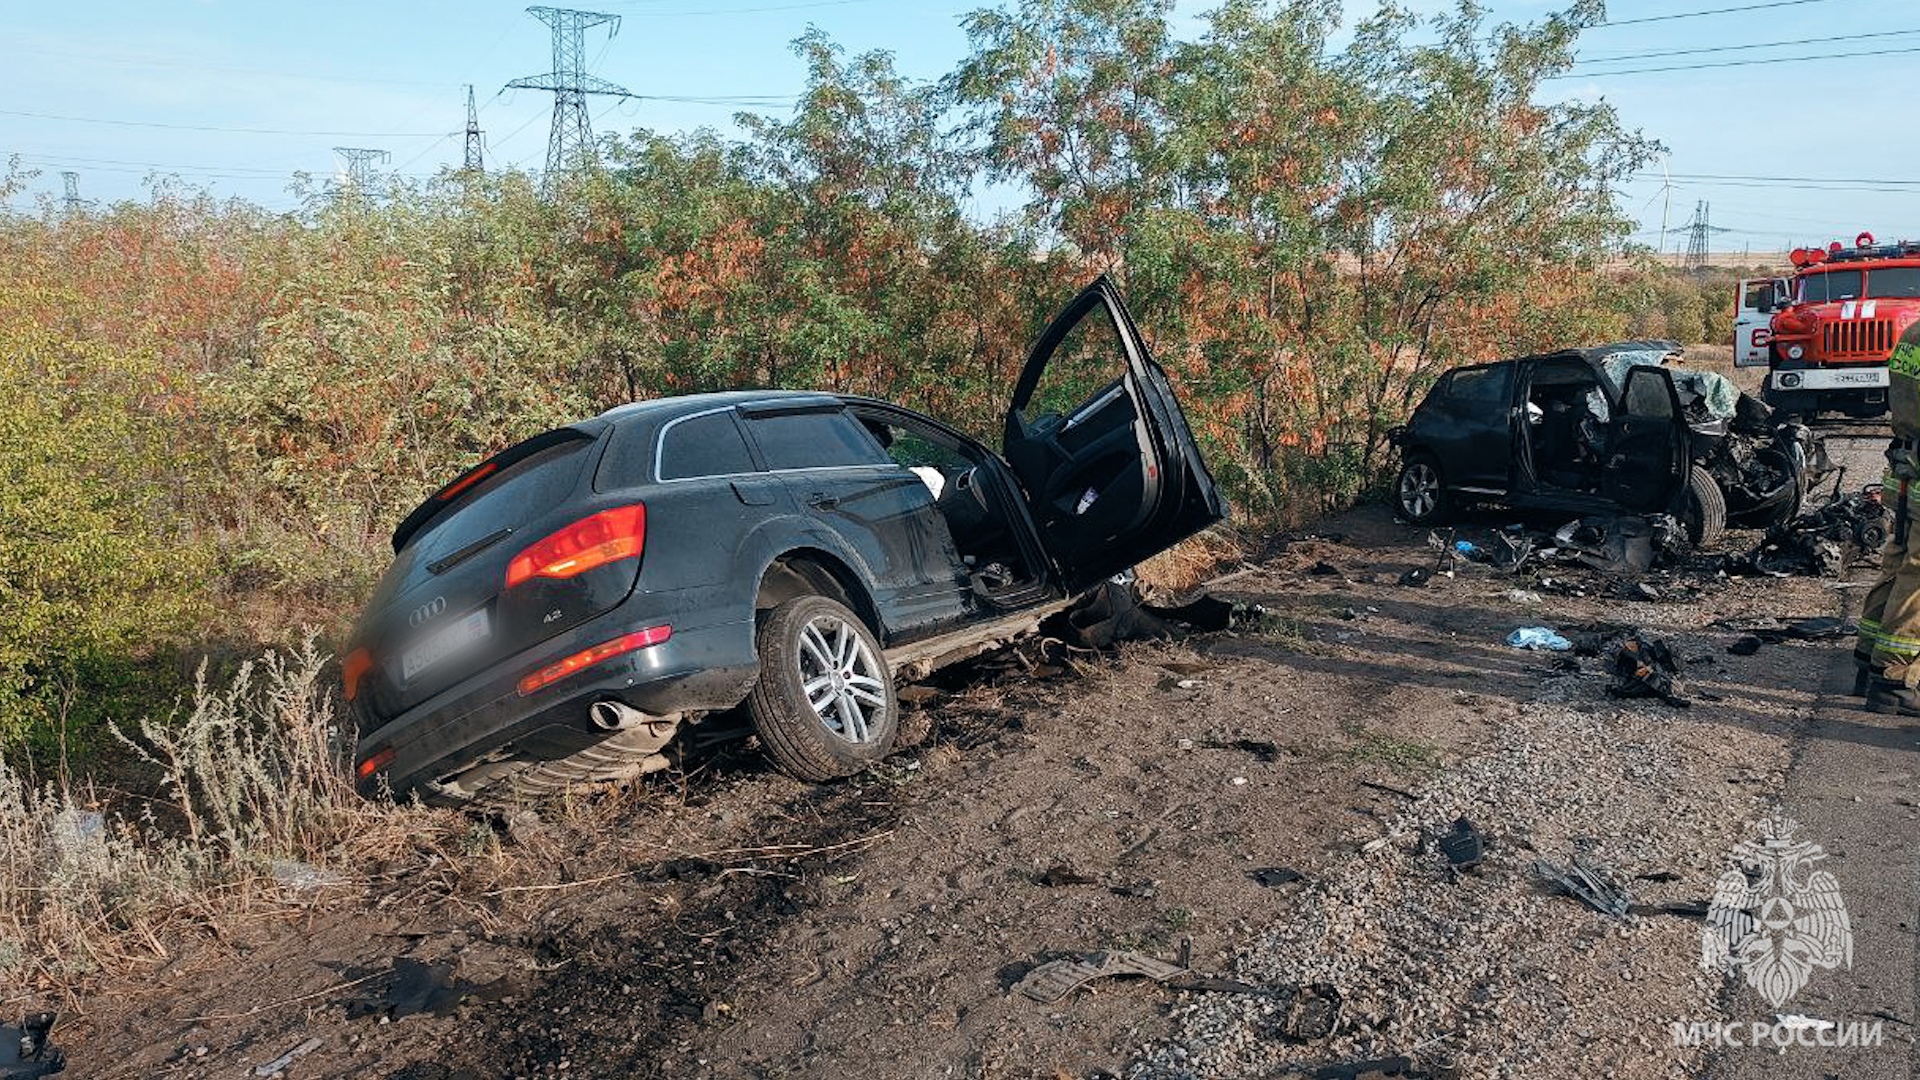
1, 0, 1912, 254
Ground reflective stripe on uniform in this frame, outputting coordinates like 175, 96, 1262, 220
1873, 631, 1920, 661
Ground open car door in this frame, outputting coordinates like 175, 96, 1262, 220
1003, 276, 1226, 593
1603, 366, 1691, 515
1733, 278, 1783, 368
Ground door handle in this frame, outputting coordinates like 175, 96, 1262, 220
807, 493, 840, 511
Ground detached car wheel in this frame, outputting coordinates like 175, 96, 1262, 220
1683, 465, 1727, 549
1395, 455, 1451, 525
746, 595, 899, 782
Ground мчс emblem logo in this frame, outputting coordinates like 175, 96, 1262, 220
1701, 815, 1851, 1009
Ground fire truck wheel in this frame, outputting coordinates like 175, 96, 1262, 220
1395, 454, 1451, 525
1683, 465, 1727, 549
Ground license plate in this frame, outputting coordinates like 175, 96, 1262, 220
401, 608, 490, 681
1831, 371, 1883, 385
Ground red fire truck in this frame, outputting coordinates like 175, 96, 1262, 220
1734, 232, 1920, 419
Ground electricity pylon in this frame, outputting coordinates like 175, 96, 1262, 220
330, 147, 390, 202
506, 6, 633, 185
60, 171, 85, 214
463, 85, 485, 173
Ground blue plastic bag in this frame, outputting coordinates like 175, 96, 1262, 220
1507, 627, 1571, 651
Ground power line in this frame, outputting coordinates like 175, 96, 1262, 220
610, 0, 886, 15
1597, 0, 1849, 28
1547, 43, 1920, 78
0, 108, 445, 138
1574, 27, 1920, 65
1641, 171, 1920, 187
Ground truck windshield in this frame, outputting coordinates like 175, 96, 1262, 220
1869, 267, 1920, 299
1798, 270, 1862, 303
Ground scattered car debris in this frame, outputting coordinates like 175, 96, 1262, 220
1606, 633, 1688, 707
1711, 615, 1855, 643
345, 958, 497, 1021
1506, 627, 1571, 651
1629, 899, 1711, 920
1554, 515, 1675, 577
1358, 780, 1417, 800
0, 1014, 64, 1079
1534, 857, 1631, 919
1249, 867, 1306, 888
1732, 480, 1887, 578
1035, 864, 1096, 888
1267, 983, 1345, 1042
1201, 737, 1281, 763
1013, 950, 1188, 1003
252, 1037, 322, 1077
1059, 578, 1252, 648
1398, 567, 1431, 587
1437, 818, 1486, 871
1303, 1056, 1419, 1080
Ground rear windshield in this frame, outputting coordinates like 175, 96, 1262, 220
419, 440, 591, 549
372, 438, 593, 607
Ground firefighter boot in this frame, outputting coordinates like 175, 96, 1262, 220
1868, 676, 1920, 717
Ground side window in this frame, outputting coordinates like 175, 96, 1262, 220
1622, 371, 1675, 420
657, 411, 756, 481
1027, 302, 1128, 422
747, 410, 889, 470
1448, 365, 1510, 404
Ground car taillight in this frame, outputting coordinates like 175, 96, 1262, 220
342, 646, 374, 703
506, 505, 647, 589
517, 625, 672, 696
358, 745, 395, 779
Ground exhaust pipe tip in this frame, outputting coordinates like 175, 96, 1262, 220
589, 699, 646, 731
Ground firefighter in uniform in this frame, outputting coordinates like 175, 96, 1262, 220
1861, 320, 1920, 714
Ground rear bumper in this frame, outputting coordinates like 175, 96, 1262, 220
353, 605, 757, 802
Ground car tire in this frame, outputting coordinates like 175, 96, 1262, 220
1395, 454, 1452, 525
1683, 465, 1727, 548
746, 595, 899, 782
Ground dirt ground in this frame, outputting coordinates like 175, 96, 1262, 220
43, 431, 1900, 1079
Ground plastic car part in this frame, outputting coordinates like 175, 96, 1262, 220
1014, 951, 1189, 1003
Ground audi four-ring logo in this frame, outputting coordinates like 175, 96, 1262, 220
409, 596, 447, 627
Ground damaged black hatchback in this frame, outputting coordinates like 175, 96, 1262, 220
1389, 341, 1818, 547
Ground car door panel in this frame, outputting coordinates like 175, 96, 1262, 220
740, 405, 969, 641
1004, 277, 1226, 593
1421, 364, 1515, 490
788, 468, 969, 639
1603, 367, 1690, 514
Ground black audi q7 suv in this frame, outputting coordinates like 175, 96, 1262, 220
347, 277, 1225, 804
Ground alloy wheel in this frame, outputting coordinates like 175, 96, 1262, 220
795, 613, 887, 744
1400, 462, 1440, 519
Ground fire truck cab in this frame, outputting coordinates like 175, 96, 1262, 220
1736, 233, 1920, 420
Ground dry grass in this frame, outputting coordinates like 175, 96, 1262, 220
1136, 525, 1247, 597
0, 633, 462, 1002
